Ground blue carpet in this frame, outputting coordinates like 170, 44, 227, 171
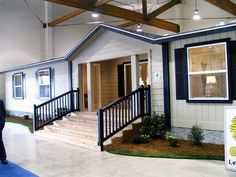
0, 161, 39, 177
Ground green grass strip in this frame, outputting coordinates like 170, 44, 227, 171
6, 120, 33, 133
107, 149, 224, 161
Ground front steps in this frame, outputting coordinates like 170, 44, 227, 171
35, 111, 142, 150
35, 112, 99, 150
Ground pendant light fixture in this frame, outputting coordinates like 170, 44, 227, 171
193, 0, 201, 20
136, 0, 142, 32
136, 24, 143, 32
92, 13, 99, 18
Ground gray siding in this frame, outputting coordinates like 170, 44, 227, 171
5, 61, 69, 115
169, 31, 236, 131
71, 30, 164, 113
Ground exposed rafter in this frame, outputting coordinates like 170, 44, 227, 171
142, 0, 147, 17
49, 8, 85, 27
119, 0, 181, 28
48, 0, 112, 27
204, 0, 236, 16
118, 21, 137, 27
147, 0, 181, 19
45, 0, 180, 32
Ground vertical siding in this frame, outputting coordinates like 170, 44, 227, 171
170, 31, 236, 131
5, 61, 69, 114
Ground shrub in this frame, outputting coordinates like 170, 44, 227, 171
22, 114, 30, 120
188, 124, 204, 145
166, 135, 178, 147
131, 134, 150, 144
139, 112, 167, 138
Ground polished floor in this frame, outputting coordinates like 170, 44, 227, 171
2, 123, 236, 177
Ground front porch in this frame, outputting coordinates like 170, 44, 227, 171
78, 53, 150, 113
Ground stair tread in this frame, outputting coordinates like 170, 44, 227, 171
45, 125, 98, 139
35, 131, 99, 150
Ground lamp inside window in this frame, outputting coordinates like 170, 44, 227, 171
187, 41, 228, 101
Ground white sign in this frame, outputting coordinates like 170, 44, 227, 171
225, 106, 236, 171
153, 72, 161, 82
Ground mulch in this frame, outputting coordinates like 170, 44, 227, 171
105, 138, 224, 156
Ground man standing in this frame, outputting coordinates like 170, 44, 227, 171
0, 99, 7, 165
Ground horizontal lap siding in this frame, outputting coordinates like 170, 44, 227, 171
5, 61, 69, 113
150, 45, 164, 115
99, 57, 130, 107
170, 31, 236, 131
71, 30, 164, 114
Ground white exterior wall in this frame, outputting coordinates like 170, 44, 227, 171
169, 31, 236, 131
71, 30, 164, 113
5, 61, 69, 115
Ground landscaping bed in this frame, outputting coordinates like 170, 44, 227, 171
105, 138, 224, 160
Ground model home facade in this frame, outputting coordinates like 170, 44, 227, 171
1, 23, 236, 146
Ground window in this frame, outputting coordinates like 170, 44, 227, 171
37, 68, 51, 99
13, 73, 24, 99
187, 42, 229, 101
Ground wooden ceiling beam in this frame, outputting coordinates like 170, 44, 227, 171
119, 0, 181, 28
204, 0, 236, 16
45, 0, 180, 32
142, 0, 147, 16
48, 0, 112, 27
147, 0, 181, 19
49, 8, 85, 27
118, 21, 137, 27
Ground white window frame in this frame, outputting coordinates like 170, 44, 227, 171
187, 42, 229, 101
38, 68, 51, 99
13, 73, 24, 99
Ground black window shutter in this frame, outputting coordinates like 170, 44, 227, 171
231, 41, 236, 100
35, 71, 39, 98
12, 75, 15, 98
51, 68, 55, 98
118, 64, 124, 97
22, 73, 26, 99
175, 48, 187, 100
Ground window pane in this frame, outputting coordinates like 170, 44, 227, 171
15, 87, 22, 98
139, 63, 148, 86
190, 73, 227, 98
15, 75, 22, 86
39, 70, 50, 85
188, 43, 226, 72
40, 85, 50, 98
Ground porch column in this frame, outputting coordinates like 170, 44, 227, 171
78, 64, 83, 111
87, 62, 94, 111
131, 55, 139, 91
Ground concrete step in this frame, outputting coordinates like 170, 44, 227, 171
35, 130, 99, 151
44, 125, 98, 141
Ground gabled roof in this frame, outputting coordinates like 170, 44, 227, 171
64, 24, 160, 60
0, 57, 64, 74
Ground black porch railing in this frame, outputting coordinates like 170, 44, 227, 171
34, 88, 80, 131
98, 85, 151, 151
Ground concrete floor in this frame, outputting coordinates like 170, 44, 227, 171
2, 122, 236, 177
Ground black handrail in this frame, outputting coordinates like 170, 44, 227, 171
34, 88, 80, 131
98, 85, 151, 151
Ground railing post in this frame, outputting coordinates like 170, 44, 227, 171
98, 109, 104, 151
33, 104, 37, 132
70, 90, 74, 112
140, 85, 144, 116
146, 85, 151, 116
77, 88, 80, 111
